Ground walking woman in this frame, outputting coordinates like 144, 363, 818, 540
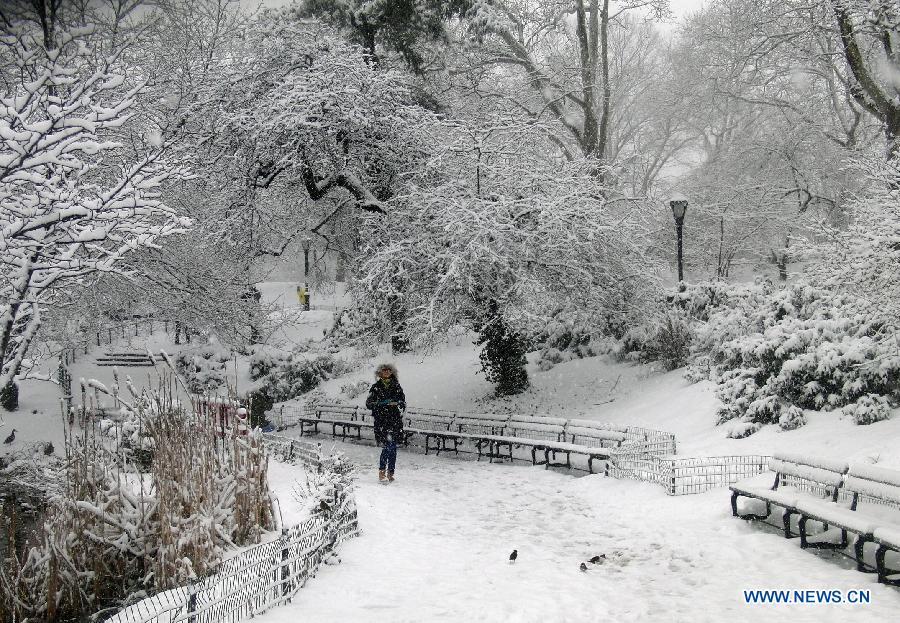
365, 363, 406, 482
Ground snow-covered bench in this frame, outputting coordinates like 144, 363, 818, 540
564, 422, 628, 449
875, 526, 900, 586
452, 414, 515, 462
402, 408, 461, 455
792, 463, 900, 582
312, 403, 369, 440
729, 453, 849, 538
453, 415, 622, 471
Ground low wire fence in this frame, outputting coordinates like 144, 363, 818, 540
103, 435, 359, 623
608, 452, 771, 495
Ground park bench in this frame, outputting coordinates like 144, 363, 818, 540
513, 420, 628, 473
402, 408, 460, 455
730, 453, 849, 539
453, 414, 515, 462
500, 415, 570, 466
312, 403, 369, 440
791, 463, 900, 582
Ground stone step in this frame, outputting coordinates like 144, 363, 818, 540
94, 351, 164, 367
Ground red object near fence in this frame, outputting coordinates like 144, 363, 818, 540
196, 398, 248, 436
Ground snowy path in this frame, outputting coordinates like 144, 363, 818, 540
262, 440, 900, 623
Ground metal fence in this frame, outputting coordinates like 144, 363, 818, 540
103, 435, 359, 623
271, 402, 317, 430
608, 452, 771, 495
59, 319, 173, 366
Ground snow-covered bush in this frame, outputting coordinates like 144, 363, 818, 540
616, 311, 693, 371
778, 405, 807, 431
341, 379, 370, 399
175, 347, 231, 393
533, 309, 615, 371
842, 394, 893, 425
249, 350, 277, 381
727, 420, 762, 439
258, 353, 351, 402
695, 281, 898, 432
666, 280, 754, 322
684, 356, 711, 383
321, 306, 384, 352
292, 453, 357, 519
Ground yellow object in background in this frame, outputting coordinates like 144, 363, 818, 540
296, 286, 306, 304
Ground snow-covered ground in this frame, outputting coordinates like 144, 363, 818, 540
261, 440, 900, 623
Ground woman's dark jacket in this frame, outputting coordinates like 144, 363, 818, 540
365, 379, 406, 444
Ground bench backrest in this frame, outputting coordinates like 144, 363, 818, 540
845, 464, 900, 507
507, 414, 569, 427
455, 413, 509, 435
405, 408, 455, 431
504, 419, 566, 442
566, 425, 627, 448
566, 419, 630, 434
770, 453, 848, 498
316, 404, 359, 421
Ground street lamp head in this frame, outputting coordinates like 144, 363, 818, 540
301, 236, 312, 252
669, 197, 688, 220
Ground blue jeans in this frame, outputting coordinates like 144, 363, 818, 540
379, 439, 398, 472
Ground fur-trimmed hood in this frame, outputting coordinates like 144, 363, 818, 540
374, 362, 399, 382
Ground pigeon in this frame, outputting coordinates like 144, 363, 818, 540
579, 562, 588, 572
3, 429, 15, 444
588, 554, 606, 564
44, 441, 54, 456
319, 499, 331, 513
508, 549, 517, 564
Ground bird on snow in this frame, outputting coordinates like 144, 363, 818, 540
3, 429, 15, 444
588, 554, 606, 564
509, 549, 517, 563
579, 562, 588, 572
319, 499, 331, 513
44, 441, 54, 456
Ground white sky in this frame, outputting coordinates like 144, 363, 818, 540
668, 0, 708, 19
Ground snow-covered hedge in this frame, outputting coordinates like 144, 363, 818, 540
616, 311, 693, 371
174, 347, 231, 393
253, 352, 352, 402
532, 308, 615, 371
686, 281, 898, 432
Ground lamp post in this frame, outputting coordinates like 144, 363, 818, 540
301, 237, 312, 311
669, 194, 688, 283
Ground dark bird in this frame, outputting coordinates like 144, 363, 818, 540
319, 499, 331, 513
3, 429, 15, 444
44, 441, 54, 456
588, 554, 606, 564
508, 549, 517, 563
579, 562, 588, 572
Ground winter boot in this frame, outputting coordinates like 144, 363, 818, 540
387, 471, 395, 482
378, 469, 386, 481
